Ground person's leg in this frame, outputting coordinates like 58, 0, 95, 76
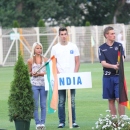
103, 77, 117, 115
40, 86, 47, 125
114, 77, 125, 116
32, 86, 40, 125
108, 99, 117, 115
58, 90, 66, 125
116, 99, 125, 116
71, 89, 79, 128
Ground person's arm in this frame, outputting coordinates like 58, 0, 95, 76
36, 57, 48, 76
27, 59, 33, 76
27, 58, 45, 77
99, 47, 119, 70
27, 59, 41, 77
44, 57, 48, 62
37, 71, 45, 76
101, 61, 119, 70
74, 56, 80, 72
51, 46, 60, 73
55, 58, 60, 74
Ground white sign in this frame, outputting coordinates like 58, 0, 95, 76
10, 33, 20, 40
44, 72, 92, 90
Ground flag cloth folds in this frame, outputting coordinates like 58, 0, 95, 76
46, 56, 58, 113
118, 46, 130, 109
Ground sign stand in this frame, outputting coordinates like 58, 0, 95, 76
68, 89, 73, 128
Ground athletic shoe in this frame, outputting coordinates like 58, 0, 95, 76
41, 124, 46, 130
58, 123, 65, 128
36, 124, 41, 130
72, 123, 80, 128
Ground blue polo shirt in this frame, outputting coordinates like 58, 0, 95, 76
98, 42, 124, 76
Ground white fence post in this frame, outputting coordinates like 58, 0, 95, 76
95, 26, 99, 58
34, 27, 40, 43
71, 26, 76, 44
13, 28, 18, 61
0, 27, 3, 65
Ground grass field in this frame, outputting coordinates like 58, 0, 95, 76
0, 62, 130, 130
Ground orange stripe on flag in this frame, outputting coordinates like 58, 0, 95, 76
50, 56, 58, 110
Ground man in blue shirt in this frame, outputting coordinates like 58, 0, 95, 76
98, 26, 125, 116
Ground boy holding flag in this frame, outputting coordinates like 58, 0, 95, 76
98, 26, 125, 116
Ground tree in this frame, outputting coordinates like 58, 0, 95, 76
8, 52, 34, 124
0, 0, 62, 28
37, 19, 45, 27
85, 0, 130, 25
50, 0, 87, 26
117, 2, 130, 24
85, 0, 117, 25
1, 0, 130, 27
13, 20, 20, 28
85, 21, 90, 26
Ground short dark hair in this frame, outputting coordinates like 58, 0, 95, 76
103, 26, 114, 38
59, 27, 68, 35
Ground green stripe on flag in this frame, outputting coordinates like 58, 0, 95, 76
46, 61, 55, 113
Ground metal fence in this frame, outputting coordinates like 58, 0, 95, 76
0, 24, 130, 66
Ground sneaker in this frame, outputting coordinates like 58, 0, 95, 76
41, 124, 46, 130
73, 123, 80, 128
36, 124, 41, 130
58, 123, 65, 128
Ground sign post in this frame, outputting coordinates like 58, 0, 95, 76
68, 89, 73, 128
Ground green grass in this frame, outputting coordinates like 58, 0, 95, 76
0, 62, 130, 130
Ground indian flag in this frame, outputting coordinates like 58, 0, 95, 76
46, 56, 58, 113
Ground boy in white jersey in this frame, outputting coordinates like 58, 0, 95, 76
51, 27, 80, 128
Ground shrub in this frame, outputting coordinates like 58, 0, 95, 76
8, 52, 34, 122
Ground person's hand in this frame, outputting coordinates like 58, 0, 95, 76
113, 63, 119, 70
117, 62, 119, 68
32, 72, 39, 77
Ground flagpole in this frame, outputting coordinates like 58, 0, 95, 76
35, 57, 52, 73
68, 89, 73, 128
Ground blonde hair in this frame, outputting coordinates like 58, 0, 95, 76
30, 42, 44, 64
30, 42, 43, 58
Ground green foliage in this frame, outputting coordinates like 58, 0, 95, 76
0, 0, 62, 27
117, 3, 130, 24
13, 20, 20, 28
0, 0, 130, 27
53, 0, 87, 26
85, 0, 130, 25
37, 19, 45, 27
85, 0, 117, 25
85, 21, 90, 26
8, 52, 34, 122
